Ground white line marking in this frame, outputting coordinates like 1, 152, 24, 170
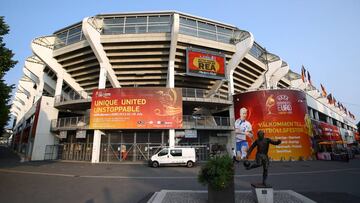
0, 168, 358, 179
0, 169, 75, 177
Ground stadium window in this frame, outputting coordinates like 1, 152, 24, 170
198, 21, 216, 40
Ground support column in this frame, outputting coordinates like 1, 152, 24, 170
54, 76, 63, 97
91, 66, 107, 163
91, 130, 102, 163
82, 17, 120, 88
167, 13, 180, 148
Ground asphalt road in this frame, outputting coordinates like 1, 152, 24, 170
1, 146, 360, 203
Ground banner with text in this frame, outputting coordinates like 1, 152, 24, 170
90, 88, 182, 129
233, 89, 312, 160
186, 48, 226, 79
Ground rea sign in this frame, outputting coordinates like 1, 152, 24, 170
186, 48, 226, 79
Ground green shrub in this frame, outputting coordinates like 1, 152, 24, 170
198, 155, 234, 190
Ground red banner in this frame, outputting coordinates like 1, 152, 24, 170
312, 120, 341, 141
90, 88, 182, 129
31, 98, 41, 138
233, 90, 312, 160
355, 132, 360, 141
186, 48, 225, 79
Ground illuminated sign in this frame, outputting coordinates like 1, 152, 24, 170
90, 88, 183, 129
186, 48, 226, 79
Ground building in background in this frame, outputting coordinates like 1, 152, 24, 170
9, 11, 358, 162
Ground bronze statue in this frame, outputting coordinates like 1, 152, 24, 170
244, 130, 281, 186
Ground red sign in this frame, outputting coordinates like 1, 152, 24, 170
233, 90, 312, 160
90, 88, 183, 129
354, 132, 360, 141
31, 98, 41, 138
186, 48, 225, 79
312, 120, 341, 141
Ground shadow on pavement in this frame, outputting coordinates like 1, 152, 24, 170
0, 146, 56, 168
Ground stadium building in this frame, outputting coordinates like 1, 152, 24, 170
10, 11, 358, 163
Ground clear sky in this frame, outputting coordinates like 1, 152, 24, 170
1, 0, 359, 124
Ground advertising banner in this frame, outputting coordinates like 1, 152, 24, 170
355, 132, 360, 141
312, 120, 341, 141
90, 88, 182, 129
233, 89, 312, 160
186, 48, 226, 79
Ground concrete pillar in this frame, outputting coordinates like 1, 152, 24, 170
91, 66, 107, 163
91, 130, 102, 163
55, 76, 63, 97
167, 13, 180, 148
309, 108, 314, 119
315, 111, 319, 120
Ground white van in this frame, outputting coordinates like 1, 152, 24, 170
149, 147, 196, 168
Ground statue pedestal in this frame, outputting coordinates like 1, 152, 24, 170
251, 183, 273, 203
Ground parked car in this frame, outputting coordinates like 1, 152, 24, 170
149, 147, 196, 168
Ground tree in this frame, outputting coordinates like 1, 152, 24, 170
0, 16, 17, 135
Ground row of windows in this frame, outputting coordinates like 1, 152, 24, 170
53, 14, 267, 65
179, 17, 235, 44
308, 107, 356, 131
54, 25, 85, 50
102, 15, 171, 35
249, 42, 267, 63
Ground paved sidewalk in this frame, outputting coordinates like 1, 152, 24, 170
148, 190, 316, 203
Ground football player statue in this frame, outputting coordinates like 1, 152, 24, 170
244, 130, 281, 186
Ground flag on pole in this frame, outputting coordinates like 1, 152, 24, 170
320, 84, 327, 97
307, 71, 312, 86
327, 93, 333, 104
301, 65, 306, 82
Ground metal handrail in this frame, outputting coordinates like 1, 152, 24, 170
181, 88, 229, 101
51, 116, 89, 130
54, 90, 91, 104
183, 115, 232, 128
54, 88, 229, 106
51, 115, 232, 130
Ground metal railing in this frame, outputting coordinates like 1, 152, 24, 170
183, 115, 232, 129
51, 116, 89, 130
45, 143, 93, 161
54, 90, 91, 105
51, 115, 232, 130
53, 88, 230, 106
181, 88, 229, 101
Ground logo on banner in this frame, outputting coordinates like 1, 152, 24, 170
276, 94, 292, 114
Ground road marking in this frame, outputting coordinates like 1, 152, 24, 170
0, 168, 359, 179
234, 168, 359, 178
0, 169, 75, 177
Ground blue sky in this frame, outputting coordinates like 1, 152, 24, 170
1, 0, 359, 124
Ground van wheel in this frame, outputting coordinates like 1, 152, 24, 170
186, 161, 194, 168
152, 161, 159, 168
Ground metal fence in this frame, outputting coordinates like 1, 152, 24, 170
51, 115, 231, 131
183, 115, 231, 129
45, 143, 93, 161
54, 88, 229, 106
54, 90, 91, 105
51, 116, 89, 131
182, 88, 229, 101
45, 143, 211, 162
